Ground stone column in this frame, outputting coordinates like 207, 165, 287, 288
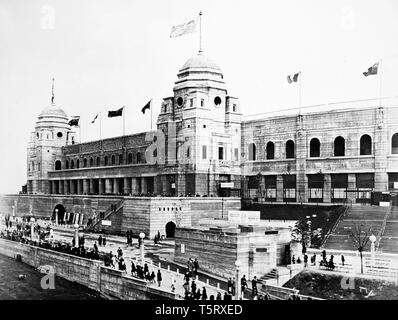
141, 177, 148, 194
348, 174, 356, 203
131, 177, 139, 195
64, 180, 69, 194
105, 178, 112, 194
83, 179, 89, 195
98, 179, 104, 195
176, 174, 185, 196
113, 178, 119, 194
123, 177, 131, 195
90, 179, 94, 194
154, 175, 162, 195
59, 180, 64, 194
161, 175, 171, 195
324, 174, 332, 203
70, 180, 75, 194
276, 175, 284, 202
77, 179, 82, 195
374, 107, 389, 192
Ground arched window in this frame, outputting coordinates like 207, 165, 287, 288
111, 155, 116, 165
360, 134, 372, 155
119, 154, 123, 165
96, 157, 100, 166
334, 136, 345, 156
55, 160, 62, 170
83, 158, 87, 168
392, 133, 398, 154
70, 160, 75, 169
248, 143, 256, 161
286, 140, 295, 159
310, 138, 320, 157
89, 157, 94, 167
104, 156, 108, 166
65, 160, 69, 169
136, 152, 141, 164
128, 153, 133, 164
76, 159, 80, 168
266, 142, 275, 160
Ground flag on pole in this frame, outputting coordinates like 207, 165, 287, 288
108, 107, 124, 118
141, 100, 151, 114
91, 113, 99, 123
363, 62, 379, 76
287, 72, 300, 84
170, 18, 197, 38
68, 116, 80, 127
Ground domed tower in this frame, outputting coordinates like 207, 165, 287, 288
157, 53, 242, 196
27, 82, 76, 194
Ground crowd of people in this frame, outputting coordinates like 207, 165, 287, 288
291, 250, 346, 272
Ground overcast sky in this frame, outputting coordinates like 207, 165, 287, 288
0, 0, 397, 194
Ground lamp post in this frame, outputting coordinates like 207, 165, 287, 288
74, 223, 79, 248
12, 205, 15, 218
235, 260, 242, 300
139, 232, 145, 264
30, 217, 35, 239
55, 209, 58, 225
369, 233, 377, 267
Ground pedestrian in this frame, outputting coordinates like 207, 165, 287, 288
144, 263, 149, 275
216, 292, 222, 300
119, 258, 126, 272
117, 247, 123, 259
157, 230, 161, 243
195, 288, 201, 300
183, 280, 190, 293
98, 235, 102, 246
184, 271, 190, 283
103, 236, 106, 246
251, 276, 258, 297
304, 254, 308, 268
157, 270, 162, 287
241, 275, 248, 299
131, 260, 136, 276
171, 281, 176, 293
292, 255, 296, 264
322, 249, 326, 261
227, 278, 233, 294
201, 287, 208, 300
341, 255, 345, 266
126, 231, 130, 245
191, 280, 197, 294
312, 253, 316, 266
93, 241, 98, 254
193, 258, 199, 274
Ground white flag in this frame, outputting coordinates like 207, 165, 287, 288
170, 18, 197, 38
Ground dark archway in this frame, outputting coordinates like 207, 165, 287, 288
266, 141, 274, 160
55, 160, 62, 170
360, 134, 372, 155
334, 136, 345, 156
165, 221, 176, 238
286, 140, 295, 159
52, 204, 66, 224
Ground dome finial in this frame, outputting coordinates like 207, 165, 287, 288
51, 77, 55, 104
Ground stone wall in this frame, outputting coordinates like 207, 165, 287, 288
0, 238, 176, 300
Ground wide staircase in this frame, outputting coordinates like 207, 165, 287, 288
87, 200, 124, 232
259, 268, 278, 282
322, 205, 395, 252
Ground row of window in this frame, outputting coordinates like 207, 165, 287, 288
55, 152, 144, 170
247, 133, 398, 161
164, 97, 238, 113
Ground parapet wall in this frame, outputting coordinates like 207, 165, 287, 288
0, 238, 176, 300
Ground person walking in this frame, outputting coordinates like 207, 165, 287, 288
131, 260, 136, 276
341, 255, 345, 266
241, 275, 248, 299
102, 236, 106, 246
157, 270, 162, 287
201, 287, 208, 300
193, 258, 199, 274
191, 280, 197, 294
251, 276, 258, 298
98, 235, 102, 246
304, 254, 308, 268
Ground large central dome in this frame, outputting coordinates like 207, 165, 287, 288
179, 53, 222, 72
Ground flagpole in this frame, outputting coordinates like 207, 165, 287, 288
150, 101, 153, 131
199, 11, 202, 53
299, 71, 302, 115
123, 106, 126, 136
379, 59, 382, 107
100, 112, 102, 141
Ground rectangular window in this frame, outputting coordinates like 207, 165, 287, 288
218, 147, 224, 160
190, 99, 193, 107
234, 148, 239, 161
202, 145, 207, 159
233, 104, 237, 112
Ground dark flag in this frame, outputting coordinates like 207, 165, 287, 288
108, 107, 124, 118
141, 100, 151, 114
363, 62, 379, 76
91, 113, 99, 123
68, 116, 80, 127
287, 72, 300, 84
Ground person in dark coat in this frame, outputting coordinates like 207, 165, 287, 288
144, 263, 149, 275
191, 280, 197, 294
102, 236, 106, 246
251, 276, 258, 297
241, 275, 248, 298
98, 235, 102, 246
131, 260, 136, 276
157, 270, 162, 287
216, 292, 222, 300
201, 287, 208, 300
341, 255, 345, 266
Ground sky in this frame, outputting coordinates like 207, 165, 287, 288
0, 0, 397, 194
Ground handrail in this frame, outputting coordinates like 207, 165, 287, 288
90, 200, 124, 229
321, 203, 350, 247
376, 206, 392, 252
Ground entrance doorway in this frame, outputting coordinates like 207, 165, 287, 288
165, 221, 176, 238
53, 204, 66, 224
